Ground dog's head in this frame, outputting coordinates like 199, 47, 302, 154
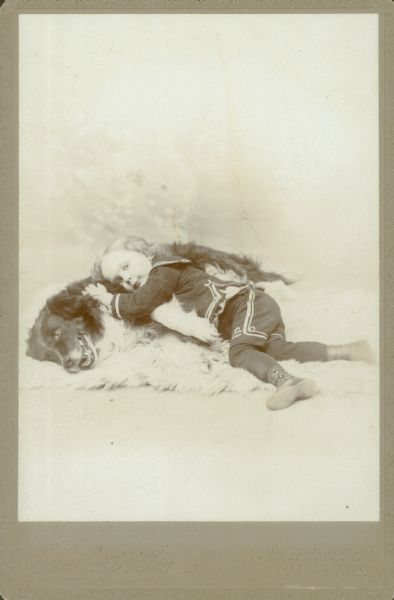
26, 279, 105, 373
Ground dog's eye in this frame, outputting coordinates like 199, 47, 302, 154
52, 328, 62, 340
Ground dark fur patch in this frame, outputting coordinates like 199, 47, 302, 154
26, 309, 55, 362
168, 241, 292, 285
46, 278, 104, 336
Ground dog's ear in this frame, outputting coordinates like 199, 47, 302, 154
26, 311, 53, 362
79, 297, 103, 335
47, 291, 88, 319
64, 277, 94, 296
47, 291, 103, 335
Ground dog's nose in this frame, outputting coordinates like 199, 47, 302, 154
64, 357, 80, 372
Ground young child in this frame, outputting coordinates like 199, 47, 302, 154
87, 241, 375, 411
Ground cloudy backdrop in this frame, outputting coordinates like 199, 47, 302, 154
20, 13, 378, 302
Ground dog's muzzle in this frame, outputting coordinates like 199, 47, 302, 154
63, 335, 98, 372
78, 334, 98, 368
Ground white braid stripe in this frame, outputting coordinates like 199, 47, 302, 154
204, 281, 223, 321
114, 294, 122, 319
242, 288, 268, 340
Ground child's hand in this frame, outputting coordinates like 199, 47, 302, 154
84, 283, 113, 312
173, 313, 220, 344
152, 301, 220, 344
189, 319, 220, 344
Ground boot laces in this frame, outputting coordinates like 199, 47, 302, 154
268, 367, 291, 387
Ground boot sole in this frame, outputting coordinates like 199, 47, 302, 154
266, 378, 316, 411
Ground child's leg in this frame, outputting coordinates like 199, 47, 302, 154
229, 343, 278, 381
229, 343, 316, 411
265, 336, 328, 362
265, 333, 375, 364
220, 289, 317, 410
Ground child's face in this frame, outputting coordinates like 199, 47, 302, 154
101, 250, 151, 291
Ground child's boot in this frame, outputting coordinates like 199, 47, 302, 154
266, 365, 317, 411
326, 339, 375, 364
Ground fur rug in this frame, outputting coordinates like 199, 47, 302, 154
20, 281, 379, 396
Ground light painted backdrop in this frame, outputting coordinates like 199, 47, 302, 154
20, 13, 378, 302
18, 13, 379, 522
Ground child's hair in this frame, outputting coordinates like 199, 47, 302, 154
91, 236, 155, 281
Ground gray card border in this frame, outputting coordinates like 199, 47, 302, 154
0, 1, 393, 598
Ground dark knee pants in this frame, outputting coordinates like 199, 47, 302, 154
218, 288, 328, 382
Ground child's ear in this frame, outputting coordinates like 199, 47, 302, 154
91, 258, 104, 281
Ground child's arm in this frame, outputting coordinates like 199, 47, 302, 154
88, 266, 180, 320
85, 281, 219, 344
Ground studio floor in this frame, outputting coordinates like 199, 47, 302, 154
18, 368, 379, 521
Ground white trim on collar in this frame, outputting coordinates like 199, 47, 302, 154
151, 258, 191, 269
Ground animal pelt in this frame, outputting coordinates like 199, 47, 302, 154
21, 280, 379, 397
23, 307, 267, 394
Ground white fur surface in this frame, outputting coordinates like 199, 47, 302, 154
20, 281, 379, 399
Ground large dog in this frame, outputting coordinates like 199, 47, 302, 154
26, 241, 290, 373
